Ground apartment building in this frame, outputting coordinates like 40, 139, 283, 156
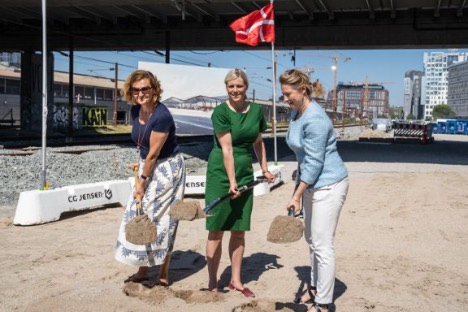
327, 83, 389, 120
423, 51, 468, 119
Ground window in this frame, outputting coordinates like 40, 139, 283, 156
96, 88, 104, 100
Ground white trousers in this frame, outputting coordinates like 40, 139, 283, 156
302, 177, 349, 304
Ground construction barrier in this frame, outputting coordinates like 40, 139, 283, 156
393, 122, 433, 144
435, 119, 468, 135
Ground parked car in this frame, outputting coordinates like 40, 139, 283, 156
371, 118, 392, 132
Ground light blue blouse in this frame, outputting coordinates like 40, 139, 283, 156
286, 101, 348, 189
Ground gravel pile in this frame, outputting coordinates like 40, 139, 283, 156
0, 142, 213, 216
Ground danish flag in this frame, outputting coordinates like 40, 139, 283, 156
229, 3, 275, 46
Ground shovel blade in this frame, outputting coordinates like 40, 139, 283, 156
267, 215, 303, 244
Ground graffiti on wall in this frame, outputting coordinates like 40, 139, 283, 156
82, 107, 107, 127
52, 105, 79, 129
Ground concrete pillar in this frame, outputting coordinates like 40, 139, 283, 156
20, 51, 54, 131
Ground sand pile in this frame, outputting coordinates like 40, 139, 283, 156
359, 128, 394, 139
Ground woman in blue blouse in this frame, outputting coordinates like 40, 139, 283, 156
279, 69, 349, 312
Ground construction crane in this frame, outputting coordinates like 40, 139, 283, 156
295, 51, 351, 122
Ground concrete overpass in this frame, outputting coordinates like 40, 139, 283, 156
1, 0, 467, 52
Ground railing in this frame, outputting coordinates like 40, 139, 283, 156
0, 108, 15, 127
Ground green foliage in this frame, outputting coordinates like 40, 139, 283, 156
407, 113, 415, 120
432, 104, 456, 119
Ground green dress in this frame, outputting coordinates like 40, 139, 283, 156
205, 102, 267, 231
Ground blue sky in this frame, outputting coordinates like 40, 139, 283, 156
53, 48, 468, 107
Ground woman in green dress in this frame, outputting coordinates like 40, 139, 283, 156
205, 68, 276, 297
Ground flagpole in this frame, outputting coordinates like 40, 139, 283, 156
271, 41, 277, 165
269, 0, 277, 165
40, 0, 48, 190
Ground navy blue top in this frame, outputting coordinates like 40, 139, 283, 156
131, 103, 179, 160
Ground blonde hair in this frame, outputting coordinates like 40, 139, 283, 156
121, 70, 163, 105
224, 68, 249, 89
279, 69, 313, 97
312, 79, 325, 97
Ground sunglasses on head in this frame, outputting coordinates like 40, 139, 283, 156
131, 86, 153, 95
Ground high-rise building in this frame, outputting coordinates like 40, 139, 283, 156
403, 70, 424, 119
422, 51, 468, 120
447, 60, 468, 118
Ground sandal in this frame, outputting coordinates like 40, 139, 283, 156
228, 282, 255, 298
124, 273, 149, 284
140, 279, 170, 289
294, 287, 316, 304
310, 302, 329, 312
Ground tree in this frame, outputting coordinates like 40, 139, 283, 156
407, 112, 415, 120
432, 104, 456, 120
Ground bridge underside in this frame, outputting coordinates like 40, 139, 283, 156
1, 1, 467, 51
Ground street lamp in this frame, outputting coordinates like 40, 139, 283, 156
330, 54, 351, 124
331, 64, 337, 123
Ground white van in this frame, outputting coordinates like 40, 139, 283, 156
371, 118, 392, 132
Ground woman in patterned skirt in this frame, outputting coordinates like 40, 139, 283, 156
115, 70, 185, 287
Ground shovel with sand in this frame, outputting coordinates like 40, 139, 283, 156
125, 168, 158, 245
267, 185, 304, 244
170, 177, 267, 221
267, 208, 304, 243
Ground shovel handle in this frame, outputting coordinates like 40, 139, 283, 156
203, 177, 267, 214
133, 168, 143, 214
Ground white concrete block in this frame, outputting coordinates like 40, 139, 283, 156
253, 164, 285, 196
13, 180, 132, 225
182, 164, 285, 196
184, 175, 206, 195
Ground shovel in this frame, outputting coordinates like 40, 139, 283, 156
170, 177, 267, 221
203, 177, 266, 216
125, 168, 158, 245
267, 185, 304, 243
267, 208, 303, 243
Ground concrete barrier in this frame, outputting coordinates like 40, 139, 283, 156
13, 180, 132, 225
184, 164, 286, 196
14, 164, 286, 225
393, 121, 433, 144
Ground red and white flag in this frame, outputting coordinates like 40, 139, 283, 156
230, 3, 275, 46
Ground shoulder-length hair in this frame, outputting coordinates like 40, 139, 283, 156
121, 70, 163, 105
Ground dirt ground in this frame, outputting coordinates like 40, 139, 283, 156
0, 134, 467, 312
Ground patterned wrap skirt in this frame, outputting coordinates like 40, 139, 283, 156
115, 153, 186, 267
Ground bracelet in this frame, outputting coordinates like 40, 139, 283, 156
141, 174, 148, 180
262, 170, 270, 174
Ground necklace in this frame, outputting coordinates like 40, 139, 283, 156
136, 104, 156, 151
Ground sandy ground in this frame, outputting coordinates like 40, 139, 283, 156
0, 134, 467, 312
